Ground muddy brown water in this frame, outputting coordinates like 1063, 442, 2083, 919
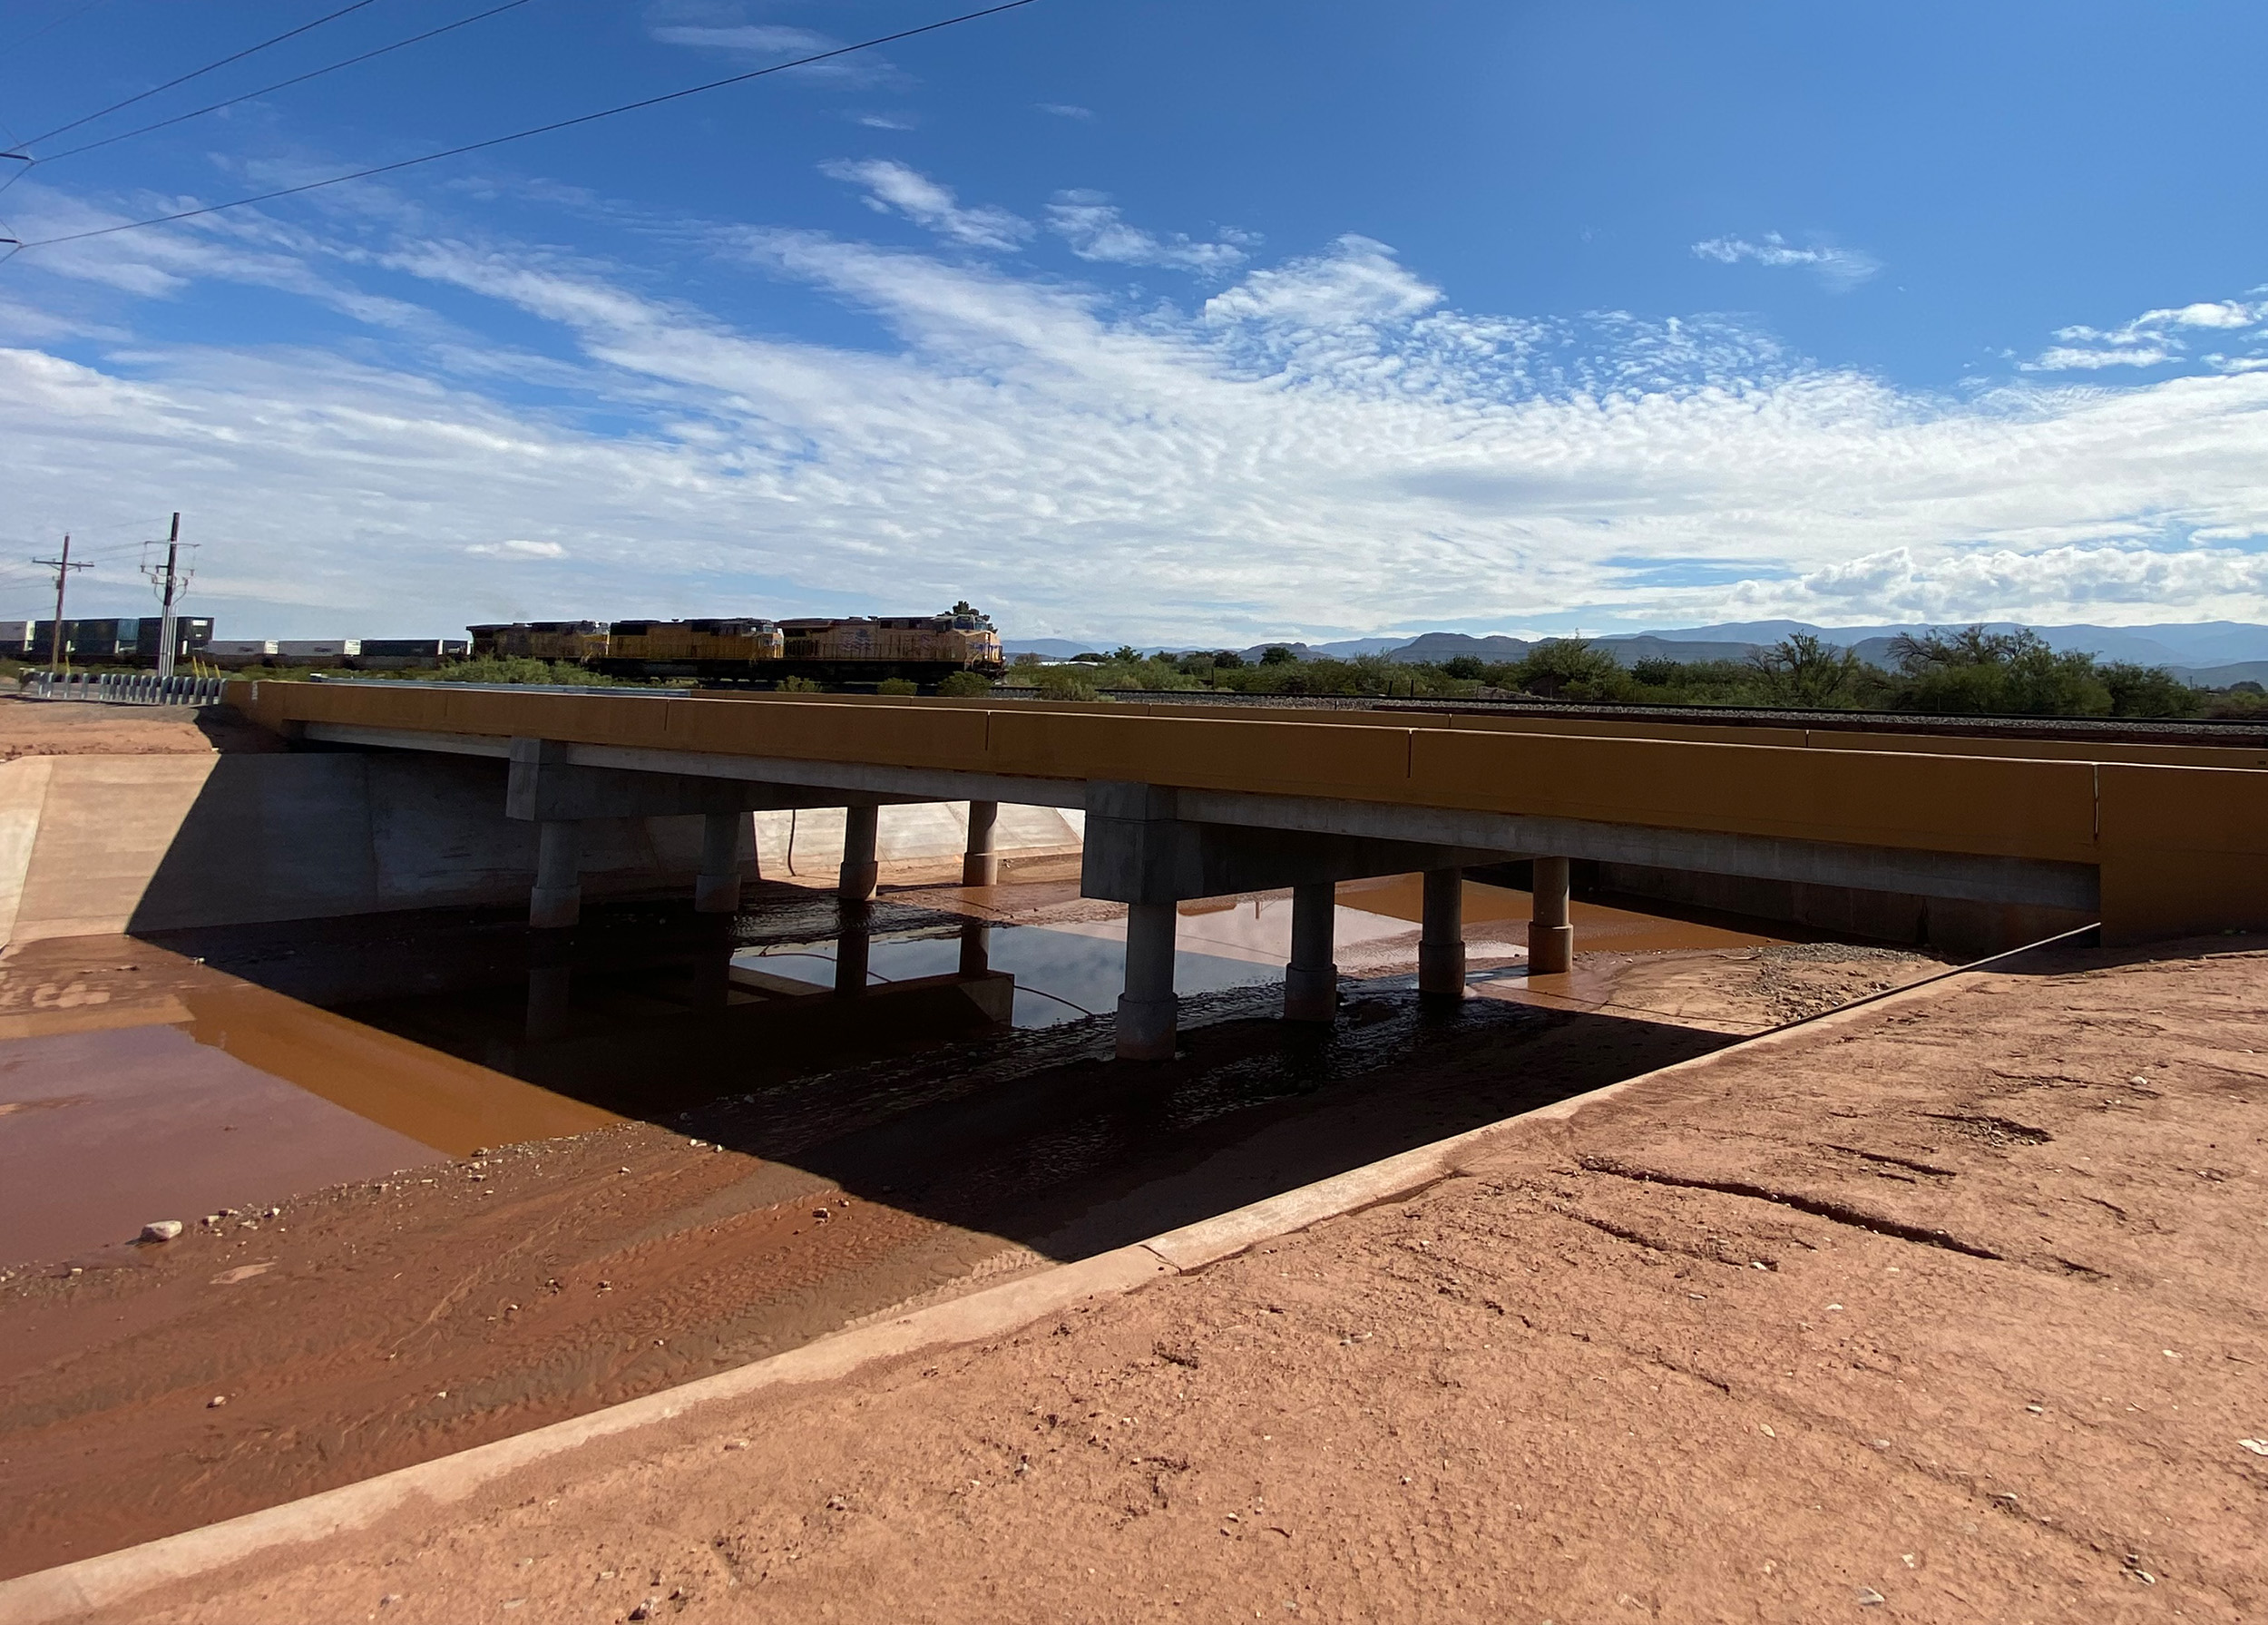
4, 869, 1936, 1577
0, 874, 1787, 1266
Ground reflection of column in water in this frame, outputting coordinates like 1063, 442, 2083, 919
689, 916, 734, 1008
525, 934, 574, 1043
835, 903, 871, 996
958, 917, 992, 976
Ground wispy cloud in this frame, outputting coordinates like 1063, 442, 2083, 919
1035, 103, 1092, 119
819, 159, 1029, 250
1692, 231, 1882, 291
1045, 191, 1247, 275
7, 174, 2268, 641
2024, 297, 2267, 372
647, 20, 890, 81
467, 539, 566, 559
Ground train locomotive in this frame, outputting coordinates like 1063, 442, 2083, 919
466, 606, 1002, 685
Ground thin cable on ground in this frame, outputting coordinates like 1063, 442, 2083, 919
0, 0, 1041, 255
25, 0, 538, 165
24, 0, 385, 147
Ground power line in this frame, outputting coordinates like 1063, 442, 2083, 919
22, 0, 539, 167
24, 0, 385, 149
0, 0, 1043, 256
0, 0, 109, 64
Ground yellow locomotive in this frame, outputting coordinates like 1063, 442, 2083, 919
466, 607, 1002, 685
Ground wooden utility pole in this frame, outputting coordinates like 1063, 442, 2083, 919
32, 535, 87, 673
152, 512, 185, 678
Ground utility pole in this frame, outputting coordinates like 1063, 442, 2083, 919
32, 535, 88, 674
144, 512, 191, 678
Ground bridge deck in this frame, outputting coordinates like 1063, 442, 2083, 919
232, 682, 2268, 945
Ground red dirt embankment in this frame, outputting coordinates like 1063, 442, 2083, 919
71, 939, 2268, 1624
0, 695, 283, 760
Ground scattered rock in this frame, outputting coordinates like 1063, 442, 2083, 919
2240, 1438, 2268, 1457
207, 1395, 227, 1408
628, 1599, 657, 1620
1856, 1586, 1886, 1605
140, 1220, 183, 1243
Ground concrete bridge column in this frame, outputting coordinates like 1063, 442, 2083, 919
1419, 867, 1466, 1000
1117, 901, 1179, 1060
1284, 882, 1338, 1023
695, 809, 749, 915
530, 819, 582, 929
1530, 856, 1573, 974
839, 805, 880, 901
962, 800, 1000, 887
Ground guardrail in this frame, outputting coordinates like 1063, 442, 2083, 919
21, 671, 227, 706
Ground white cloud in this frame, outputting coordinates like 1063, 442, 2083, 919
1035, 103, 1093, 119
2027, 297, 2266, 372
650, 23, 829, 53
5, 175, 2268, 641
1044, 191, 1246, 275
1692, 232, 1882, 290
1205, 235, 1438, 328
818, 159, 1029, 250
2027, 344, 2176, 371
467, 539, 567, 559
647, 20, 890, 82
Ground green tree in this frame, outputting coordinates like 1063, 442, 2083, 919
1259, 645, 1295, 666
1886, 628, 2109, 716
1747, 632, 1876, 708
777, 675, 823, 693
875, 677, 919, 696
1511, 638, 1623, 699
2100, 661, 2202, 719
1034, 664, 1099, 700
937, 671, 992, 697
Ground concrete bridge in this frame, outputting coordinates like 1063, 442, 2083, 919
236, 681, 2268, 1059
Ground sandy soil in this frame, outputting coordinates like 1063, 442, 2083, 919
0, 694, 284, 759
0, 889, 1940, 1581
70, 937, 2268, 1624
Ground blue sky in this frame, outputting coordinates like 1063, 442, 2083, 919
3, 0, 2265, 641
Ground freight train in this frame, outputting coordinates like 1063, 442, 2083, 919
466, 607, 1003, 684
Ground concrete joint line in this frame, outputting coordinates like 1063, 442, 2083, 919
0, 950, 2052, 1625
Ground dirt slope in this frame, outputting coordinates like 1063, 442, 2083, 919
64, 939, 2268, 1623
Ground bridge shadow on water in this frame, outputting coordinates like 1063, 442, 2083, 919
138, 877, 1745, 1265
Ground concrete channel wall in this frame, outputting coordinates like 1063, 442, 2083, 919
0, 753, 1083, 946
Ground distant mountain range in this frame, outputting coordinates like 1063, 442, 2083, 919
1002, 621, 2268, 687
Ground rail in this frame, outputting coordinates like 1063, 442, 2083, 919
20, 671, 228, 706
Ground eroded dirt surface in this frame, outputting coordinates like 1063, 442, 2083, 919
0, 892, 1941, 1581
0, 695, 285, 759
88, 940, 2268, 1625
